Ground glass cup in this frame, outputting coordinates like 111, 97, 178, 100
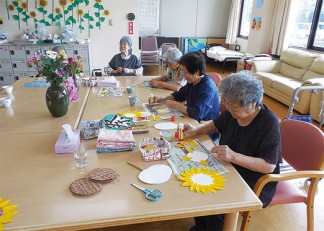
74, 142, 88, 169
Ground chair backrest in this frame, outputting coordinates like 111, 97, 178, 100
206, 72, 222, 87
161, 43, 177, 56
281, 119, 324, 171
141, 36, 158, 52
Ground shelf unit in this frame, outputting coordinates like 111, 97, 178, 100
0, 43, 92, 86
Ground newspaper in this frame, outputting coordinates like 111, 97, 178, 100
167, 139, 229, 179
142, 103, 183, 120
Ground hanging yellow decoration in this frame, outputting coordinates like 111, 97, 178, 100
0, 198, 19, 230
179, 167, 226, 194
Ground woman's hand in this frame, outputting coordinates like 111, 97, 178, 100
155, 96, 166, 103
211, 145, 237, 162
123, 68, 133, 74
150, 80, 161, 88
183, 123, 197, 137
165, 100, 178, 109
114, 67, 122, 74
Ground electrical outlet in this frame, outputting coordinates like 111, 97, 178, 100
109, 19, 113, 26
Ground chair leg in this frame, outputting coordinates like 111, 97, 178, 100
240, 211, 254, 231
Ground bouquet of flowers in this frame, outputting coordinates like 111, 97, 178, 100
26, 50, 80, 102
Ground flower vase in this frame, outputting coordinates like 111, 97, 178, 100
73, 75, 80, 91
46, 85, 69, 117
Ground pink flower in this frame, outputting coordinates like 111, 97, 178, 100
65, 77, 79, 102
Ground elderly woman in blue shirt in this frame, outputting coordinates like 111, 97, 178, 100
155, 52, 220, 123
108, 36, 143, 76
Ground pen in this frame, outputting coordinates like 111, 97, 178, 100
127, 162, 143, 171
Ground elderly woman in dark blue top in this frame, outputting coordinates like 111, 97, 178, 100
155, 52, 219, 123
108, 36, 143, 76
184, 71, 282, 231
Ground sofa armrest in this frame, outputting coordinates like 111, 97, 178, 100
302, 78, 324, 86
252, 60, 281, 73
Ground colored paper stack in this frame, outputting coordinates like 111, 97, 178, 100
96, 129, 136, 153
97, 76, 120, 88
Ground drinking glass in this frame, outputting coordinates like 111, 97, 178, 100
74, 142, 88, 168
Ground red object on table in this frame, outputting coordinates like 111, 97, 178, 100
171, 116, 176, 122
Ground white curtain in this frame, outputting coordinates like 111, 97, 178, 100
267, 0, 292, 55
225, 0, 242, 44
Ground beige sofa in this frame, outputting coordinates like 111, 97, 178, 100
252, 48, 324, 122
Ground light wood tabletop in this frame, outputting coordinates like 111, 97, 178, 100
0, 78, 90, 134
0, 76, 262, 231
1, 132, 261, 231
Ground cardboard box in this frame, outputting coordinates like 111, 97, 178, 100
55, 129, 81, 154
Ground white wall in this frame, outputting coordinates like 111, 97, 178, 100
160, 0, 231, 37
246, 0, 276, 54
0, 0, 139, 71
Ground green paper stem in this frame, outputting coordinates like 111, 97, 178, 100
25, 10, 28, 25
98, 8, 100, 30
77, 4, 79, 23
72, 7, 74, 28
51, 0, 54, 25
6, 0, 9, 19
27, 0, 29, 12
35, 0, 37, 8
18, 10, 21, 29
88, 10, 90, 38
63, 6, 66, 24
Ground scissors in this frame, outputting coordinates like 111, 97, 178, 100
131, 183, 163, 202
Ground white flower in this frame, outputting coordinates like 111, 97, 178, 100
46, 50, 57, 59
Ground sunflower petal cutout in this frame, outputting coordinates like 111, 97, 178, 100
0, 198, 19, 230
179, 167, 226, 194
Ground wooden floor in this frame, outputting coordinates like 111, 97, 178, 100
89, 64, 324, 231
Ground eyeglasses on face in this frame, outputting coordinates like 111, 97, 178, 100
221, 98, 243, 112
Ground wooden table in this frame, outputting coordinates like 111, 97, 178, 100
0, 76, 262, 231
0, 78, 90, 134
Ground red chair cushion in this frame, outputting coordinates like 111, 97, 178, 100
270, 181, 307, 205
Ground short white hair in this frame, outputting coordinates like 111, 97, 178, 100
163, 47, 182, 63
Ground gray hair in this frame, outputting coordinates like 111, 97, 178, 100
219, 71, 264, 108
120, 36, 132, 46
163, 47, 182, 63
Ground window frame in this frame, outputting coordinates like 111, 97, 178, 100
237, 0, 253, 39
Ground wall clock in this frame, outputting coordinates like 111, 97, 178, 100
127, 13, 135, 21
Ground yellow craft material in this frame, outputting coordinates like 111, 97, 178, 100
200, 160, 208, 165
182, 157, 192, 161
142, 145, 156, 151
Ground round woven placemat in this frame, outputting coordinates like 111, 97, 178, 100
88, 168, 118, 184
70, 177, 103, 196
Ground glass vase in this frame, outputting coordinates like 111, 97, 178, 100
45, 85, 69, 117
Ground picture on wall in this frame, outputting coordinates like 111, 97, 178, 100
251, 17, 262, 30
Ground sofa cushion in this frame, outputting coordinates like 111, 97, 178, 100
280, 48, 317, 69
256, 72, 289, 87
302, 70, 324, 81
310, 56, 324, 74
272, 78, 303, 96
280, 62, 307, 80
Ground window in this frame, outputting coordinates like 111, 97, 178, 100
238, 0, 253, 38
288, 0, 324, 51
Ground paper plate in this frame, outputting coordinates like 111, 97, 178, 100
154, 122, 177, 130
138, 165, 173, 184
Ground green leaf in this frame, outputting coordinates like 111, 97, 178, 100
13, 1, 18, 7
99, 17, 105, 22
64, 10, 69, 14
98, 5, 104, 10
38, 7, 44, 13
67, 5, 73, 11
13, 15, 20, 20
17, 7, 23, 13
84, 0, 89, 5
84, 13, 89, 19
89, 16, 95, 21
45, 21, 51, 26
68, 16, 74, 21
80, 18, 84, 22
94, 12, 100, 17
65, 20, 71, 25
89, 24, 93, 29
96, 22, 101, 27
43, 10, 47, 14
39, 19, 45, 23
22, 11, 27, 16
79, 25, 85, 30
94, 3, 99, 8
22, 18, 28, 22
71, 18, 76, 23
48, 14, 54, 20
34, 18, 38, 22
56, 22, 61, 27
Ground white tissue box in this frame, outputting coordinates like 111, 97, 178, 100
55, 129, 81, 154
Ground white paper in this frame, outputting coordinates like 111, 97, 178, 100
138, 164, 172, 184
62, 124, 75, 142
187, 151, 208, 162
154, 122, 177, 130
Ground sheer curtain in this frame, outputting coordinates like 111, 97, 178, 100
267, 0, 292, 55
225, 0, 242, 44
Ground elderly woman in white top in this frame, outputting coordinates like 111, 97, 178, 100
149, 47, 186, 91
108, 36, 143, 76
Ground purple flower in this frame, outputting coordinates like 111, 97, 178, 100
55, 69, 65, 77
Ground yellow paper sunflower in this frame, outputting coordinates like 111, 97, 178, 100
103, 9, 110, 16
29, 11, 37, 18
119, 111, 143, 118
179, 167, 226, 194
0, 198, 19, 230
59, 0, 68, 7
38, 0, 48, 8
77, 9, 84, 17
55, 7, 62, 14
21, 2, 28, 10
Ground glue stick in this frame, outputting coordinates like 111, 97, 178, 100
148, 93, 155, 107
178, 123, 184, 141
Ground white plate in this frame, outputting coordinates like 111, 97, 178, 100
154, 122, 177, 130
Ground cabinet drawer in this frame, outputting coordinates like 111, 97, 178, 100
0, 59, 12, 72
10, 46, 26, 59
